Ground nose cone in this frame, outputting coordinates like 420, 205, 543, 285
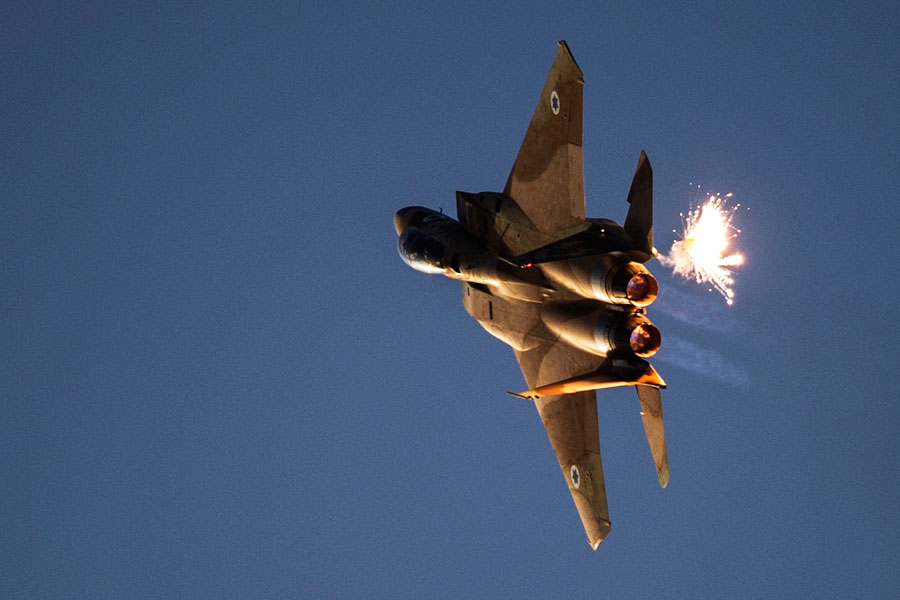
394, 207, 415, 235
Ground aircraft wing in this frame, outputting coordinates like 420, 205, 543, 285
504, 40, 586, 236
515, 342, 611, 549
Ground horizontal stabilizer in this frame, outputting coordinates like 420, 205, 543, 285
636, 385, 669, 488
511, 359, 665, 400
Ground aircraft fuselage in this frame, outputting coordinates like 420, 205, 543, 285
394, 202, 662, 361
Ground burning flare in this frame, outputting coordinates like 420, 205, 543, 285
658, 191, 744, 305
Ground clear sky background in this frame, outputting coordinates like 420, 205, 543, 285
3, 2, 899, 598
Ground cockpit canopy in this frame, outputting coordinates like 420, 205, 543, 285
398, 227, 446, 274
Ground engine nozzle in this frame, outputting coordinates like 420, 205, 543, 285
541, 257, 659, 306
597, 261, 659, 307
543, 303, 662, 359
628, 321, 662, 357
625, 272, 659, 307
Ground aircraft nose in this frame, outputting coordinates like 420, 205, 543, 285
393, 207, 415, 235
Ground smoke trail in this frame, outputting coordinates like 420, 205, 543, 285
655, 334, 750, 386
651, 285, 740, 334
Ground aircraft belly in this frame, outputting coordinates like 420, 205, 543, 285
462, 283, 545, 352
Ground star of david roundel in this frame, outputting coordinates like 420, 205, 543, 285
550, 90, 560, 115
570, 464, 581, 489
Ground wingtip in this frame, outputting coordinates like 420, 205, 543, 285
591, 521, 611, 550
588, 527, 609, 551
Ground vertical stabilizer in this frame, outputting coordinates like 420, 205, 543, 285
624, 151, 654, 256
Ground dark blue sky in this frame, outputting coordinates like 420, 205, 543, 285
3, 2, 898, 598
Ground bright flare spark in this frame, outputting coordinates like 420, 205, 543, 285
658, 192, 744, 305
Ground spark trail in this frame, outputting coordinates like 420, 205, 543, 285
658, 190, 744, 305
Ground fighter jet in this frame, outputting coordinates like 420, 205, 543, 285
393, 41, 667, 550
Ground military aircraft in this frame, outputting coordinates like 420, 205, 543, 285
393, 41, 667, 550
